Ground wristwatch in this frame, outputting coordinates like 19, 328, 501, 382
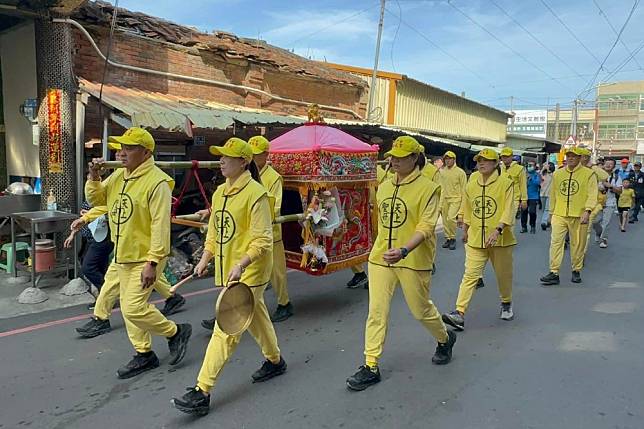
496, 226, 504, 234
400, 247, 409, 259
236, 263, 246, 273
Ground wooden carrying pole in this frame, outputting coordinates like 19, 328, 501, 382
101, 160, 221, 169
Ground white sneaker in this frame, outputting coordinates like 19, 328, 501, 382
599, 238, 608, 249
500, 303, 514, 321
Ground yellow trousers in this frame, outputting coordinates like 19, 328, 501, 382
196, 284, 280, 393
549, 215, 588, 273
441, 199, 461, 239
455, 246, 513, 314
364, 263, 447, 367
350, 264, 365, 274
94, 262, 172, 321
117, 261, 177, 353
271, 241, 289, 306
583, 204, 603, 256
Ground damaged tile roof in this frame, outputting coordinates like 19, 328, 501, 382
73, 1, 367, 88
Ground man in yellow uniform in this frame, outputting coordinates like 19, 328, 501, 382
540, 147, 597, 286
72, 206, 185, 338
439, 151, 467, 250
579, 147, 608, 257
346, 136, 455, 392
500, 148, 527, 217
86, 127, 192, 379
442, 149, 516, 331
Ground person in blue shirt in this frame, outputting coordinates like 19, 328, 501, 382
521, 161, 542, 234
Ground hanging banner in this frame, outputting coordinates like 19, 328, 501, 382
47, 89, 63, 173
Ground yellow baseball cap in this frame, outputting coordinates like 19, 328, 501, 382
384, 136, 424, 158
564, 147, 582, 156
577, 147, 591, 157
108, 127, 155, 151
500, 147, 513, 157
209, 137, 253, 161
248, 135, 270, 155
444, 150, 456, 159
474, 148, 499, 162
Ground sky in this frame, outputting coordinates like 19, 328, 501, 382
118, 0, 644, 112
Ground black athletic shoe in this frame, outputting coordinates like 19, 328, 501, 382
251, 357, 287, 383
628, 220, 635, 224
117, 351, 159, 379
442, 311, 465, 331
540, 223, 547, 231
441, 239, 451, 249
161, 293, 186, 316
540, 272, 560, 286
571, 271, 582, 284
76, 317, 111, 338
201, 317, 216, 330
448, 239, 456, 250
346, 365, 381, 391
475, 277, 485, 289
530, 226, 536, 234
172, 386, 210, 417
520, 227, 528, 233
168, 323, 192, 366
270, 303, 294, 323
431, 263, 437, 275
346, 272, 368, 289
432, 330, 457, 365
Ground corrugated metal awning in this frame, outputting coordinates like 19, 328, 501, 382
79, 79, 305, 133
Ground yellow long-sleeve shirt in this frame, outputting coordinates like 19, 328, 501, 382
204, 170, 273, 287
439, 165, 467, 202
549, 164, 598, 218
260, 164, 283, 243
421, 162, 440, 183
501, 161, 528, 202
84, 157, 173, 264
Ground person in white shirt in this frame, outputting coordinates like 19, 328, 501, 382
593, 159, 622, 248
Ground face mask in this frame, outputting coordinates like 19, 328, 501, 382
527, 166, 535, 173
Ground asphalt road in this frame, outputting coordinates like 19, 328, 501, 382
1, 218, 642, 429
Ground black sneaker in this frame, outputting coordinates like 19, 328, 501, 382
270, 303, 294, 323
161, 293, 186, 316
172, 386, 210, 417
448, 239, 456, 250
441, 239, 451, 248
571, 271, 582, 284
520, 227, 528, 233
346, 272, 368, 289
628, 220, 635, 224
347, 365, 381, 391
475, 277, 485, 289
168, 323, 192, 366
251, 357, 287, 383
117, 351, 159, 379
530, 226, 536, 234
431, 263, 437, 275
201, 317, 216, 330
432, 330, 457, 365
540, 223, 547, 231
540, 272, 560, 286
442, 311, 465, 331
76, 317, 111, 338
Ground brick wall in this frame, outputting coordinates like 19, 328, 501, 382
72, 26, 365, 121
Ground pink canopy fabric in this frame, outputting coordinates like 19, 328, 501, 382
270, 123, 379, 153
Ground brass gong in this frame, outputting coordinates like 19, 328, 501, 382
215, 281, 255, 335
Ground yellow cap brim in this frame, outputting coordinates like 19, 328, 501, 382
474, 154, 498, 161
210, 145, 250, 160
108, 142, 122, 151
384, 147, 413, 158
108, 135, 141, 147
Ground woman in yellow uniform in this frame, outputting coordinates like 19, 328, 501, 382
500, 147, 528, 215
439, 151, 467, 250
442, 149, 516, 331
346, 136, 456, 392
173, 138, 285, 416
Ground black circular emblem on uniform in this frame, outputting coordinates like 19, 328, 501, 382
472, 195, 497, 219
379, 197, 408, 228
559, 179, 580, 196
214, 210, 236, 244
109, 193, 134, 225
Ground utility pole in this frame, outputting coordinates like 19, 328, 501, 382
554, 103, 560, 142
510, 95, 514, 113
367, 0, 386, 122
571, 98, 579, 141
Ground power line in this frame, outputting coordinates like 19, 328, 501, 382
492, 67, 642, 88
447, 0, 573, 91
389, 0, 403, 71
287, 4, 377, 47
384, 6, 497, 89
603, 38, 644, 82
489, 0, 584, 79
579, 0, 639, 98
593, 0, 644, 70
538, 0, 603, 65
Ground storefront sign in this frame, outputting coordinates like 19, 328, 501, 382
47, 89, 63, 173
